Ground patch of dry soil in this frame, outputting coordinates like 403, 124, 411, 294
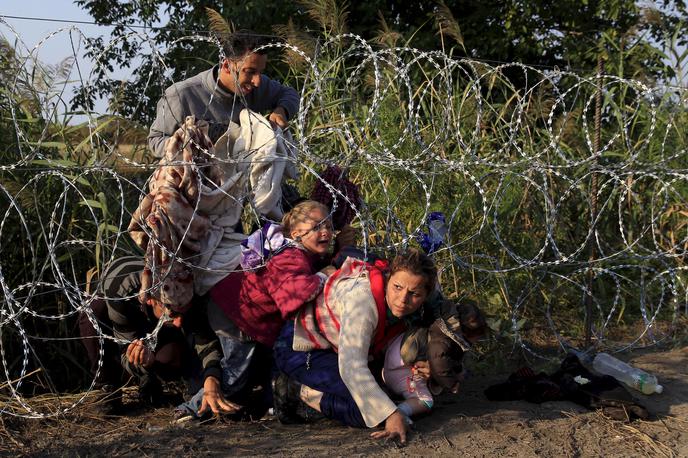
4, 347, 687, 457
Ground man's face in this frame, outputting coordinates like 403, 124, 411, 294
219, 52, 267, 96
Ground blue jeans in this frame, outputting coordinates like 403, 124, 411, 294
273, 322, 366, 428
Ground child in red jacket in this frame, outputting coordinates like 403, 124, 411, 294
213, 200, 335, 347
176, 200, 335, 420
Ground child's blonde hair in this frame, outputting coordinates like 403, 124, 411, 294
282, 200, 330, 236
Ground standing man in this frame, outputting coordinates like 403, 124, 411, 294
148, 31, 300, 157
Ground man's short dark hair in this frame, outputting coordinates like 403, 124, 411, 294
223, 31, 271, 59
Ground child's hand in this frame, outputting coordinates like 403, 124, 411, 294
413, 361, 431, 380
198, 376, 241, 416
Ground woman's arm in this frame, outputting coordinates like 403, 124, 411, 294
337, 277, 398, 428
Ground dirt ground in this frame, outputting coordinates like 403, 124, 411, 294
3, 346, 687, 457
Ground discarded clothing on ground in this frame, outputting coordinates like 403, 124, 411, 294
484, 354, 649, 422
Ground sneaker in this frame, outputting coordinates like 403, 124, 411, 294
173, 408, 196, 424
295, 400, 325, 423
272, 372, 302, 424
272, 373, 324, 424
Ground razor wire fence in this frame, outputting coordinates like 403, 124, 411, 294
1, 23, 687, 417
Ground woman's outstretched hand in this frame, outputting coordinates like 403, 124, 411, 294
370, 410, 409, 444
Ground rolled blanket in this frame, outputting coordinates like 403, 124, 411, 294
194, 109, 297, 295
129, 115, 219, 308
129, 110, 299, 306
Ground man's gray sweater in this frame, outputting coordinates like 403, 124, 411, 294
147, 65, 300, 157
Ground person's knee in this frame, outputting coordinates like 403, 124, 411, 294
272, 348, 305, 378
319, 393, 367, 428
154, 341, 186, 377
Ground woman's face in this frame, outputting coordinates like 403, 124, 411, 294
385, 269, 429, 318
290, 208, 333, 256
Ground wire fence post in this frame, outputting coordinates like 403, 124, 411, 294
585, 53, 604, 349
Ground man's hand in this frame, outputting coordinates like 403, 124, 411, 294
413, 360, 431, 380
269, 106, 289, 130
370, 410, 409, 444
198, 376, 241, 416
126, 339, 155, 368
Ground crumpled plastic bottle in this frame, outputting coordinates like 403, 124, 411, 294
592, 352, 663, 395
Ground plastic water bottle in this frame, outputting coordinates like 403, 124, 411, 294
592, 352, 663, 395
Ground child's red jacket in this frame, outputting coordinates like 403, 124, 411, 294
211, 246, 324, 346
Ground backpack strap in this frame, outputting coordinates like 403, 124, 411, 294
362, 259, 406, 356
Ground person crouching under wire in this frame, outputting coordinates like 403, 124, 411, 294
80, 256, 237, 416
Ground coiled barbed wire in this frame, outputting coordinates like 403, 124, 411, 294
1, 22, 687, 418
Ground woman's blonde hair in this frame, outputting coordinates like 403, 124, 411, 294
282, 200, 330, 236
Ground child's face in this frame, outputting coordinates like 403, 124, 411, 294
290, 208, 333, 255
428, 321, 468, 393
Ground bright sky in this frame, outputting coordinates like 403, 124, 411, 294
1, 0, 684, 120
1, 1, 101, 58
0, 0, 155, 119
